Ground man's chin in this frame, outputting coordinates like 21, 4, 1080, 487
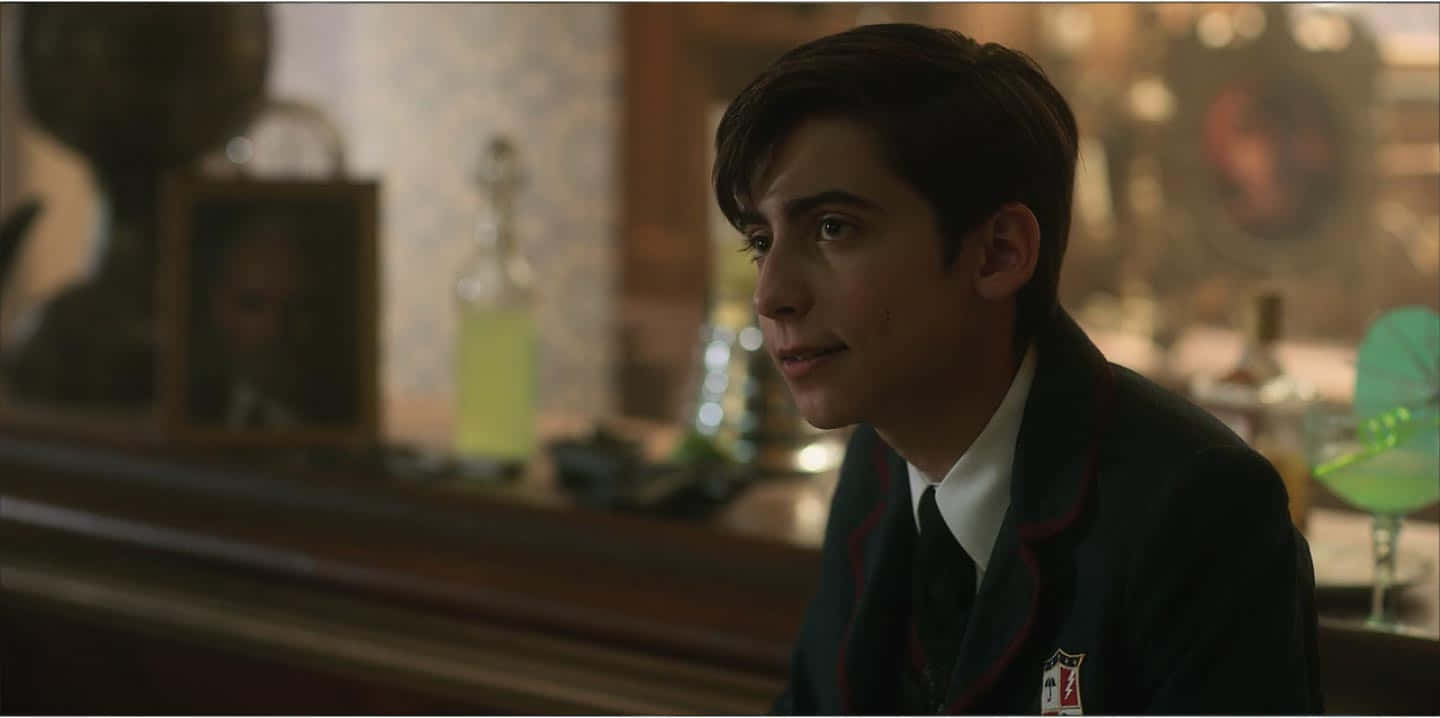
792, 393, 860, 431
803, 415, 855, 431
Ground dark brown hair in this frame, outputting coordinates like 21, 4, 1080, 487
713, 23, 1078, 352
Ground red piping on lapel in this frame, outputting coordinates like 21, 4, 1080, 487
1020, 363, 1115, 542
837, 440, 894, 715
946, 363, 1115, 713
908, 619, 928, 671
946, 540, 1043, 714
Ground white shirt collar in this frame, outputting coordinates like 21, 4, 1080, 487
907, 345, 1037, 579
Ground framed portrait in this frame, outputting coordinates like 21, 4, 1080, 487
158, 175, 380, 448
1200, 76, 1345, 243
1159, 5, 1379, 277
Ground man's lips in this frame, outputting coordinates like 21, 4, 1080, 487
776, 344, 849, 363
776, 344, 849, 380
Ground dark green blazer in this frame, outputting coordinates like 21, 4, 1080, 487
774, 309, 1323, 715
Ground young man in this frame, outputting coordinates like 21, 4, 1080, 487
712, 24, 1322, 715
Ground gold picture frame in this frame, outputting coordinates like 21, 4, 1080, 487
158, 174, 380, 449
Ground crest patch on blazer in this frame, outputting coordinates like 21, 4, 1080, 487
1040, 649, 1086, 716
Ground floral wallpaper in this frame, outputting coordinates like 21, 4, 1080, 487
270, 3, 619, 417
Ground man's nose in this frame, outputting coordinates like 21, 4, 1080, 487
753, 248, 813, 321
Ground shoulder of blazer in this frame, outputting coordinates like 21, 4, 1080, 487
1090, 363, 1268, 514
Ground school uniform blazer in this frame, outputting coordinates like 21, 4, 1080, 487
773, 308, 1323, 715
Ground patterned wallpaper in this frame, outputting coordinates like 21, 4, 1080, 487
270, 3, 619, 417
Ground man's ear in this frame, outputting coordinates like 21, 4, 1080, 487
974, 202, 1040, 301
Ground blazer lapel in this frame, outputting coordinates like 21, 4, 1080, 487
943, 309, 1117, 713
838, 440, 915, 714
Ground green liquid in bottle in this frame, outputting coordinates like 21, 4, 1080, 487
455, 307, 536, 462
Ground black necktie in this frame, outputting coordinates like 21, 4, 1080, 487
909, 484, 978, 707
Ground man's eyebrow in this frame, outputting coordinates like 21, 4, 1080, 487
734, 208, 767, 229
734, 189, 881, 228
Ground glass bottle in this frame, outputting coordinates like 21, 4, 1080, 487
454, 137, 537, 465
1191, 290, 1316, 530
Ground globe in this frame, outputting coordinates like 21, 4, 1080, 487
19, 4, 271, 173
2, 5, 272, 409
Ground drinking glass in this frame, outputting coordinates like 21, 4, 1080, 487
1303, 404, 1439, 628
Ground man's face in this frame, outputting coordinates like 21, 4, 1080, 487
738, 116, 992, 430
210, 230, 307, 391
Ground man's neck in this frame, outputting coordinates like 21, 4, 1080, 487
875, 345, 1024, 481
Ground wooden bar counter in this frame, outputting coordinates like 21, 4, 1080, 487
1, 402, 1436, 714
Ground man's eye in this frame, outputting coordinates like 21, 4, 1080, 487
818, 217, 854, 241
740, 234, 772, 262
